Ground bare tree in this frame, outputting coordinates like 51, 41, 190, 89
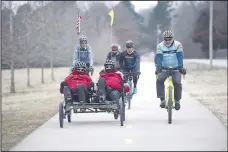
1, 1, 18, 93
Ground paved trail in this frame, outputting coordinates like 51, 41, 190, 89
11, 62, 227, 151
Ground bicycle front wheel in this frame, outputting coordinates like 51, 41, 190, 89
168, 87, 173, 124
128, 81, 133, 109
128, 98, 131, 109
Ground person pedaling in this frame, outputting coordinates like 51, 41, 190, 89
72, 35, 94, 74
106, 44, 122, 70
155, 30, 186, 110
96, 60, 130, 104
119, 40, 141, 94
60, 61, 94, 104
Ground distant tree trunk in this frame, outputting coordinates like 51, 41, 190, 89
9, 1, 15, 93
10, 61, 15, 93
41, 64, 44, 84
26, 63, 30, 87
50, 49, 55, 81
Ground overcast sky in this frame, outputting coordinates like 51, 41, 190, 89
131, 1, 158, 12
5, 1, 158, 14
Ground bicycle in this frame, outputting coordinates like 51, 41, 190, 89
156, 66, 185, 124
122, 71, 141, 109
86, 63, 94, 76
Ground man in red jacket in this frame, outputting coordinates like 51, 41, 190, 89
97, 60, 130, 104
60, 61, 94, 104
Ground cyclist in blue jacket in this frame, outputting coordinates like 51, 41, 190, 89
72, 35, 93, 71
155, 30, 186, 110
119, 40, 141, 94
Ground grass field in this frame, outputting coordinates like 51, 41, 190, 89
183, 62, 227, 127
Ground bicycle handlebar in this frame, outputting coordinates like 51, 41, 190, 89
122, 72, 141, 76
161, 67, 179, 71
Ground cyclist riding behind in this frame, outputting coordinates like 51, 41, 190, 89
106, 44, 121, 70
155, 30, 186, 110
73, 35, 93, 73
119, 40, 141, 94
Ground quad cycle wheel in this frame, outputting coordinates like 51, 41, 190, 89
114, 111, 119, 120
119, 96, 126, 126
59, 102, 65, 128
67, 110, 72, 123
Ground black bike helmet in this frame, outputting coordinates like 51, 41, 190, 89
104, 60, 115, 72
126, 40, 134, 48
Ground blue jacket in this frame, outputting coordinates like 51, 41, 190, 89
119, 50, 140, 71
155, 40, 183, 68
72, 44, 93, 66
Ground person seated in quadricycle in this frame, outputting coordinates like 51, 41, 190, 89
59, 61, 94, 104
96, 60, 130, 104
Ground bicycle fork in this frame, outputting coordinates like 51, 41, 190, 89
165, 76, 175, 108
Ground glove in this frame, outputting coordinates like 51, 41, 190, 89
89, 67, 94, 72
155, 67, 162, 75
178, 67, 186, 75
128, 64, 135, 69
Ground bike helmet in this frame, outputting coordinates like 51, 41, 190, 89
163, 30, 173, 38
104, 60, 115, 72
79, 35, 87, 43
111, 44, 118, 52
74, 61, 87, 73
163, 30, 174, 47
126, 40, 134, 48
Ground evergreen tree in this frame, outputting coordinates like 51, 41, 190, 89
148, 1, 174, 35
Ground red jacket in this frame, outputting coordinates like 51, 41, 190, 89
62, 70, 92, 91
99, 69, 130, 92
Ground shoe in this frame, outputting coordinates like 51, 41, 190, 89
63, 87, 72, 102
99, 95, 106, 102
133, 87, 137, 94
175, 101, 181, 110
160, 100, 166, 108
97, 90, 106, 102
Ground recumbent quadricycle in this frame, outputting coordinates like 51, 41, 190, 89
58, 79, 127, 128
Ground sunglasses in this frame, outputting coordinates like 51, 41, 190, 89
164, 38, 173, 41
105, 65, 114, 69
77, 68, 86, 72
127, 47, 132, 49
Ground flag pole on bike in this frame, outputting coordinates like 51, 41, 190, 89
108, 8, 114, 45
71, 9, 82, 73
76, 9, 82, 37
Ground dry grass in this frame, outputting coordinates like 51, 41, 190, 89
183, 63, 227, 127
2, 67, 102, 151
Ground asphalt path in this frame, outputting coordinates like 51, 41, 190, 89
11, 62, 227, 151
